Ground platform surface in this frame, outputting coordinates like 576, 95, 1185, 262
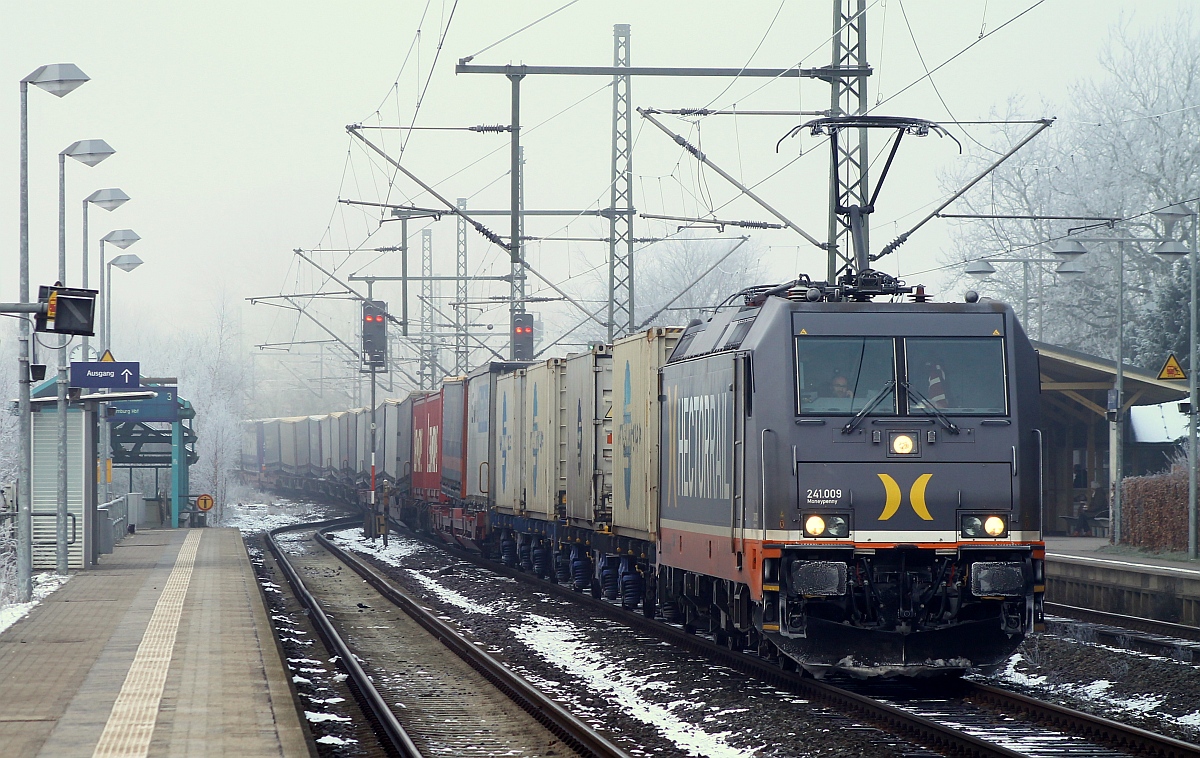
1046, 536, 1200, 575
0, 528, 310, 758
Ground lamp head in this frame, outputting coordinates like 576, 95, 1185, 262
964, 259, 996, 279
101, 229, 140, 249
1050, 239, 1089, 261
86, 188, 129, 212
1056, 259, 1087, 281
62, 139, 115, 167
1153, 239, 1190, 259
110, 254, 143, 273
23, 64, 89, 97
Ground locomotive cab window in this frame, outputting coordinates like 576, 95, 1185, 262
796, 337, 896, 415
904, 337, 1008, 415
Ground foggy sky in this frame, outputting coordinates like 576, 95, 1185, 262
1, 1, 1188, 369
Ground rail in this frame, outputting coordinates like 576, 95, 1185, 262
265, 519, 423, 758
410, 522, 1200, 758
313, 526, 631, 758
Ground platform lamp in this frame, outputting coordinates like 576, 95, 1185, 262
963, 246, 1090, 338
98, 230, 140, 353
1064, 215, 1189, 546
17, 63, 90, 602
100, 251, 142, 503
1148, 204, 1197, 558
54, 140, 115, 575
81, 189, 129, 361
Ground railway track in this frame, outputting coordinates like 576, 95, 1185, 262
379, 522, 1200, 758
265, 518, 629, 758
1045, 603, 1200, 662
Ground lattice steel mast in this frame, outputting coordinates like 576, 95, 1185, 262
455, 197, 469, 375
607, 23, 634, 341
420, 228, 435, 388
827, 0, 870, 281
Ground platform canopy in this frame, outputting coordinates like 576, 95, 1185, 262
1033, 341, 1188, 418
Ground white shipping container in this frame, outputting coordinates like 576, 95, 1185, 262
308, 416, 324, 472
564, 347, 612, 526
395, 395, 416, 498
330, 412, 347, 475
493, 370, 527, 514
524, 359, 566, 518
465, 367, 494, 506
611, 328, 683, 539
263, 419, 282, 471
320, 415, 335, 473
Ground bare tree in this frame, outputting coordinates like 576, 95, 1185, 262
939, 11, 1200, 368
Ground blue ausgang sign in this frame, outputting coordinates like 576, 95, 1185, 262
108, 387, 178, 423
70, 361, 140, 389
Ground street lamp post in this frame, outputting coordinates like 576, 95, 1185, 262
1150, 204, 1199, 559
17, 64, 89, 602
964, 257, 1076, 338
1193, 205, 1199, 559
54, 140, 114, 575
1066, 221, 1188, 546
81, 189, 129, 361
102, 250, 143, 504
98, 230, 140, 354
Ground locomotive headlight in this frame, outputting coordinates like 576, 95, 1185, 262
961, 516, 983, 537
805, 515, 826, 536
960, 514, 1009, 538
803, 513, 850, 538
891, 433, 915, 455
826, 515, 849, 538
984, 516, 1007, 537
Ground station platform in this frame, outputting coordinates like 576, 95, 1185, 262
1044, 536, 1200, 627
0, 528, 310, 758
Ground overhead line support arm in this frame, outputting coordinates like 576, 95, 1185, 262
873, 119, 1055, 262
346, 123, 604, 329
637, 108, 823, 248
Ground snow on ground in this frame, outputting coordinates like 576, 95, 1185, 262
997, 653, 1191, 726
511, 614, 752, 758
329, 528, 754, 757
0, 572, 71, 637
215, 498, 341, 535
327, 528, 426, 564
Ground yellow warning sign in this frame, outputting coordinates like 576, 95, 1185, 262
99, 350, 116, 362
799, 328, 808, 335
992, 329, 1001, 335
1158, 353, 1187, 381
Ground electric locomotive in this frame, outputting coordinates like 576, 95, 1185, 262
655, 271, 1045, 677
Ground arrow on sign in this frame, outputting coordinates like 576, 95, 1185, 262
121, 368, 133, 382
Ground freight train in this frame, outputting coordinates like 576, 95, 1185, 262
242, 276, 1045, 678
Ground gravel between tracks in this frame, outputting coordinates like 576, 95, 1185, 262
328, 529, 937, 758
981, 630, 1200, 744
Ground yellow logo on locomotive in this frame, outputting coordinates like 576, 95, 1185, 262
876, 473, 934, 521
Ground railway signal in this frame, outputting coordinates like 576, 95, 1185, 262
34, 284, 97, 336
361, 300, 388, 371
512, 312, 534, 360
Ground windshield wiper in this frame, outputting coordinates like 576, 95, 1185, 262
901, 380, 960, 434
841, 380, 896, 434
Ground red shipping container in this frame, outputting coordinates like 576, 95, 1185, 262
412, 391, 447, 502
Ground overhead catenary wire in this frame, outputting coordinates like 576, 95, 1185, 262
458, 0, 585, 64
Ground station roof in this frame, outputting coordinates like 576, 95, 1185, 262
1033, 340, 1188, 418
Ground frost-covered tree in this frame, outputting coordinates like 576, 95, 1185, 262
637, 234, 769, 327
939, 11, 1200, 369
